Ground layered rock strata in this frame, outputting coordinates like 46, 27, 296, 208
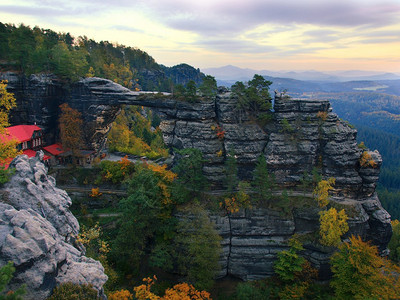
2, 74, 392, 281
0, 153, 107, 299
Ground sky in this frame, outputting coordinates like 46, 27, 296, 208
1, 0, 400, 73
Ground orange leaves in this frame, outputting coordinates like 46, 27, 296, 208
108, 289, 133, 300
215, 125, 225, 140
133, 276, 211, 300
118, 155, 133, 175
359, 151, 378, 168
59, 103, 84, 155
134, 276, 160, 300
90, 187, 102, 198
147, 164, 177, 183
316, 111, 328, 121
220, 197, 240, 214
163, 283, 211, 300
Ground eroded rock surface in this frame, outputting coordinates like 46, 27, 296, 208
0, 153, 107, 299
3, 74, 392, 281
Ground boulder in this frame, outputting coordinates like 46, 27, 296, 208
0, 153, 107, 299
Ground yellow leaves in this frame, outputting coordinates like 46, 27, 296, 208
134, 276, 211, 300
359, 151, 377, 168
331, 235, 400, 299
0, 80, 20, 165
216, 150, 223, 157
319, 208, 349, 247
76, 223, 100, 246
313, 177, 335, 207
86, 66, 95, 78
103, 63, 133, 88
158, 182, 172, 205
0, 80, 16, 132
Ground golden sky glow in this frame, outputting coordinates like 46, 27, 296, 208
1, 0, 400, 73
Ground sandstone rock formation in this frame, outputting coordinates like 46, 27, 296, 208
2, 73, 392, 281
0, 153, 107, 299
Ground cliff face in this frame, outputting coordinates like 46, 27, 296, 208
0, 153, 107, 299
156, 93, 391, 279
1, 72, 120, 150
2, 74, 392, 281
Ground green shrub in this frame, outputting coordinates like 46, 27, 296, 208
47, 282, 99, 300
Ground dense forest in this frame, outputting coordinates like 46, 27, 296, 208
0, 22, 204, 91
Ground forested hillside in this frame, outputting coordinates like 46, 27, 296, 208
0, 23, 204, 91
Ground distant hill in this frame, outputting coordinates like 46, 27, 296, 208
202, 64, 400, 83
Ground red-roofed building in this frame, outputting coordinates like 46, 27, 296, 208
1, 125, 44, 151
43, 143, 64, 156
43, 143, 65, 165
0, 125, 49, 168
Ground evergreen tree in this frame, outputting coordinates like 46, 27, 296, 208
199, 75, 217, 99
174, 205, 222, 290
173, 148, 207, 199
224, 149, 238, 195
0, 262, 26, 300
253, 154, 274, 202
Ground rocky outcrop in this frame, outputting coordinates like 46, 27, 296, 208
3, 74, 392, 281
0, 153, 107, 299
211, 192, 391, 281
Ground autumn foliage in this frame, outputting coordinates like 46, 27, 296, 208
0, 80, 21, 167
59, 103, 84, 156
359, 151, 378, 168
331, 235, 400, 299
108, 289, 133, 300
316, 111, 328, 121
90, 187, 102, 198
313, 177, 335, 207
134, 276, 211, 300
319, 208, 349, 247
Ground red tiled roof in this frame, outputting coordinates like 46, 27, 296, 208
0, 125, 42, 143
43, 143, 65, 156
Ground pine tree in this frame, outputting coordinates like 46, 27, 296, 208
224, 149, 238, 195
253, 155, 274, 202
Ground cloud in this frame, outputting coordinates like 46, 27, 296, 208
0, 1, 109, 19
110, 25, 145, 34
139, 0, 400, 36
195, 38, 278, 54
